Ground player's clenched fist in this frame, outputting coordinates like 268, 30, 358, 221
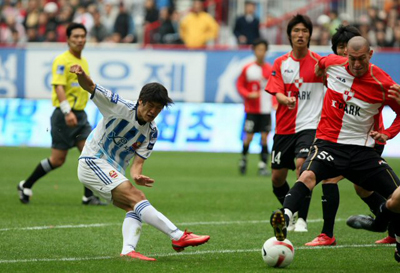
70, 64, 95, 93
286, 97, 296, 109
70, 64, 84, 74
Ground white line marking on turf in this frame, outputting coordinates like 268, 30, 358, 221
0, 223, 118, 231
0, 218, 347, 232
0, 244, 393, 264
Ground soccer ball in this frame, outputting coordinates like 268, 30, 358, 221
261, 237, 294, 268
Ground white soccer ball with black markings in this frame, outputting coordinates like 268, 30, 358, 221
261, 237, 294, 268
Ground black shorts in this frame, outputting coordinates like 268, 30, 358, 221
302, 139, 392, 187
374, 143, 384, 156
271, 129, 316, 170
51, 108, 92, 150
244, 113, 271, 133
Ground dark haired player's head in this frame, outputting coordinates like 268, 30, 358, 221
286, 14, 313, 48
252, 38, 269, 63
66, 23, 87, 38
252, 38, 269, 50
139, 82, 173, 107
331, 25, 361, 55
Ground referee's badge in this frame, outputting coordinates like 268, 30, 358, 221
343, 89, 355, 101
56, 65, 65, 75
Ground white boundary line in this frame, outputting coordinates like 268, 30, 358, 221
0, 244, 394, 264
0, 218, 347, 232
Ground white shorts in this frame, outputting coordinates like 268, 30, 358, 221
78, 157, 128, 202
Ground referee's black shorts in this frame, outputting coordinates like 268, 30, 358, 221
51, 108, 92, 150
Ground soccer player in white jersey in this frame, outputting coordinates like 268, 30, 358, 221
265, 14, 325, 232
270, 36, 400, 262
69, 64, 210, 261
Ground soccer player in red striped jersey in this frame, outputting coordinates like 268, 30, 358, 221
237, 39, 273, 176
306, 25, 396, 247
271, 36, 400, 262
265, 14, 325, 232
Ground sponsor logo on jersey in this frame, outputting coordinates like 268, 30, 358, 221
109, 170, 118, 178
336, 76, 346, 83
284, 69, 294, 73
343, 89, 355, 101
272, 71, 276, 76
107, 131, 128, 146
71, 82, 80, 87
298, 91, 310, 100
287, 91, 311, 100
294, 77, 304, 89
56, 65, 65, 75
331, 101, 361, 116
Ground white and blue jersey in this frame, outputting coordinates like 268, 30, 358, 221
80, 85, 158, 174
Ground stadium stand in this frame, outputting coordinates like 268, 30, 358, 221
1, 0, 400, 48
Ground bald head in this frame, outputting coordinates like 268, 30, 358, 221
347, 36, 373, 77
347, 36, 370, 52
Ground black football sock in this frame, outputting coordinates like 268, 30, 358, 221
242, 144, 249, 158
391, 214, 400, 245
84, 187, 94, 198
23, 159, 55, 188
389, 222, 396, 238
261, 145, 268, 164
374, 202, 397, 231
283, 181, 311, 215
298, 192, 312, 221
361, 191, 386, 216
273, 181, 290, 205
321, 184, 340, 238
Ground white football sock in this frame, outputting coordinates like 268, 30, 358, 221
134, 200, 184, 240
121, 211, 142, 255
284, 208, 293, 223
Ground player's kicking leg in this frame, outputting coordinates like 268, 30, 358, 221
270, 209, 288, 241
270, 170, 316, 241
132, 199, 210, 252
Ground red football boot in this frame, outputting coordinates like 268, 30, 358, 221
120, 251, 156, 261
305, 233, 336, 246
171, 230, 210, 252
375, 236, 396, 244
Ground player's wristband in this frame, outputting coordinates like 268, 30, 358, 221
60, 100, 71, 115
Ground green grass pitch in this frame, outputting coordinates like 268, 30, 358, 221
0, 146, 399, 272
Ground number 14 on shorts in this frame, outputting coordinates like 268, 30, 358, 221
271, 151, 281, 164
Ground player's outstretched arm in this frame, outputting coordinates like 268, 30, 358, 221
70, 64, 96, 94
130, 156, 155, 188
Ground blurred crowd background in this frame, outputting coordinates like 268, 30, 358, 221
1, 0, 400, 49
